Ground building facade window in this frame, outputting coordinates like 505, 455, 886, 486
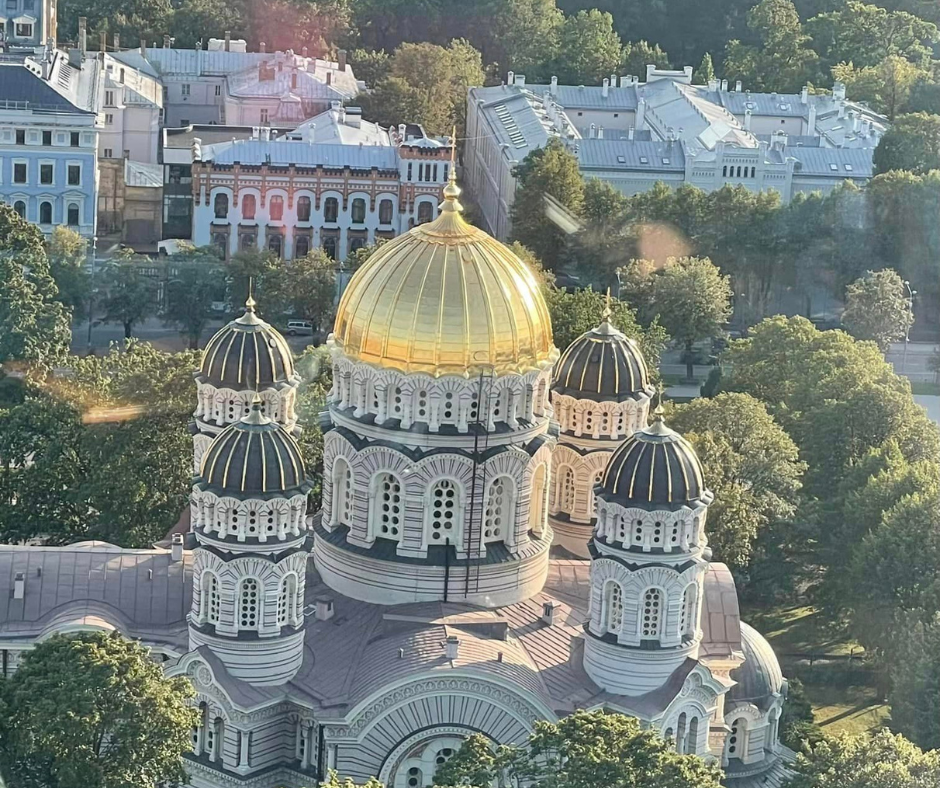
277, 574, 297, 625
238, 578, 261, 630
67, 203, 80, 226
239, 232, 257, 250
322, 234, 337, 259
373, 472, 403, 541
378, 198, 393, 224
211, 232, 227, 254
294, 235, 309, 257
680, 584, 696, 637
181, 84, 191, 96
15, 22, 32, 37
260, 109, 269, 124
323, 197, 338, 222
603, 580, 623, 633
242, 194, 257, 220
67, 164, 81, 185
297, 196, 311, 221
351, 197, 366, 223
269, 195, 284, 221
214, 193, 229, 219
428, 479, 460, 547
39, 163, 53, 185
726, 718, 746, 760
41, 130, 51, 145
267, 233, 282, 257
332, 458, 353, 526
13, 200, 25, 218
215, 84, 222, 96
13, 162, 27, 183
15, 129, 25, 145
39, 201, 52, 224
70, 132, 80, 147
105, 114, 114, 125
417, 201, 434, 224
483, 476, 512, 543
105, 90, 115, 106
641, 588, 663, 639
202, 572, 220, 624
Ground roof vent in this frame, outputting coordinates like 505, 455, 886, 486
445, 635, 460, 660
13, 573, 24, 600
171, 533, 184, 562
542, 600, 558, 626
315, 597, 335, 621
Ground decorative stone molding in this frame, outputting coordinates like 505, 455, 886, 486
191, 489, 308, 544
551, 391, 650, 439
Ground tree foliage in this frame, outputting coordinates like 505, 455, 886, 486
841, 269, 915, 351
874, 112, 940, 174
99, 262, 157, 340
0, 632, 196, 788
163, 262, 225, 349
552, 9, 623, 84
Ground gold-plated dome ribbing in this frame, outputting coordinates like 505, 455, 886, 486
331, 180, 558, 377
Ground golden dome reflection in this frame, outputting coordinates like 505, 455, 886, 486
331, 179, 558, 378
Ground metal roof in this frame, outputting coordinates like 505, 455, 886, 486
576, 138, 685, 171
527, 83, 640, 110
789, 146, 874, 177
201, 139, 400, 169
0, 62, 93, 114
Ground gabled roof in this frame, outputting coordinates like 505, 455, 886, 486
577, 138, 685, 171
0, 62, 93, 115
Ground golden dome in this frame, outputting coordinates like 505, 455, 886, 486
331, 180, 557, 377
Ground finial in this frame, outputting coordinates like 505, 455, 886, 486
653, 381, 666, 421
602, 287, 612, 321
246, 277, 256, 312
242, 392, 269, 425
450, 125, 457, 175
441, 127, 463, 213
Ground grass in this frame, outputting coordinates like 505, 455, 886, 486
742, 604, 889, 736
911, 381, 940, 395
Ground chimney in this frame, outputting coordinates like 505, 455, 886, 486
338, 49, 347, 72
838, 101, 846, 119
445, 635, 460, 660
398, 123, 406, 142
260, 41, 266, 53
345, 106, 362, 128
744, 109, 752, 131
597, 125, 604, 139
735, 80, 742, 92
113, 33, 119, 49
602, 77, 609, 98
224, 31, 231, 51
833, 81, 846, 102
171, 533, 184, 562
302, 46, 308, 57
78, 17, 87, 57
708, 78, 719, 91
13, 573, 24, 600
315, 597, 334, 621
618, 75, 627, 88
721, 79, 728, 91
140, 39, 146, 57
851, 111, 860, 133
589, 123, 596, 139
542, 600, 557, 626
326, 72, 332, 86
99, 31, 106, 53
636, 97, 647, 128
808, 102, 817, 133
507, 70, 514, 85
628, 126, 635, 141
514, 74, 525, 86
163, 34, 170, 49
550, 75, 558, 96
801, 85, 809, 104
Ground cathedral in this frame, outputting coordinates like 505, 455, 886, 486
0, 175, 792, 788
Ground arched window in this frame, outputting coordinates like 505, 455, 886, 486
484, 476, 513, 543
322, 234, 337, 259
269, 195, 284, 221
687, 717, 699, 755
722, 165, 727, 177
680, 583, 697, 637
676, 712, 687, 753
324, 196, 339, 222
405, 767, 423, 788
67, 203, 80, 226
296, 195, 311, 222
587, 469, 604, 520
295, 235, 310, 258
417, 201, 433, 224
640, 587, 663, 639
554, 465, 574, 513
428, 479, 460, 547
379, 198, 393, 224
332, 457, 353, 527
664, 727, 675, 749
602, 580, 623, 633
238, 578, 261, 630
242, 194, 256, 220
202, 572, 220, 624
351, 197, 366, 223
39, 201, 52, 224
373, 472, 403, 541
277, 574, 297, 625
214, 192, 228, 218
529, 463, 547, 536
13, 200, 25, 218
268, 233, 282, 257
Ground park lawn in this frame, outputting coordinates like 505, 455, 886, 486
741, 604, 889, 736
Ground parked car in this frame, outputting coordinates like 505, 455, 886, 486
286, 320, 314, 336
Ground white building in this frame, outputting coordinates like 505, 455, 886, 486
0, 180, 792, 788
466, 66, 887, 239
113, 39, 358, 128
190, 107, 449, 261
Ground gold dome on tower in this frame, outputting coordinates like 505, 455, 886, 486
331, 178, 557, 378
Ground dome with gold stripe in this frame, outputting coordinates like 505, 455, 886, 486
199, 298, 295, 390
331, 179, 558, 378
552, 316, 653, 402
197, 400, 309, 498
599, 414, 710, 507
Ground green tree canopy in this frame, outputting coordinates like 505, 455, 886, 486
0, 632, 196, 788
831, 55, 927, 119
783, 729, 940, 788
99, 261, 157, 340
163, 262, 225, 349
841, 268, 915, 351
888, 613, 940, 750
552, 9, 623, 84
620, 39, 670, 77
435, 710, 724, 788
46, 226, 90, 323
669, 392, 805, 571
873, 112, 940, 174
257, 249, 336, 332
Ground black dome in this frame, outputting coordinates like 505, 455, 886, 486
198, 401, 309, 498
599, 417, 708, 507
729, 622, 785, 705
199, 299, 295, 390
552, 319, 652, 402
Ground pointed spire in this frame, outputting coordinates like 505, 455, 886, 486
602, 287, 612, 320
241, 391, 271, 426
235, 278, 262, 325
647, 381, 670, 433
440, 126, 463, 213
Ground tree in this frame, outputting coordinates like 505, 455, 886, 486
620, 39, 670, 77
831, 56, 926, 119
258, 250, 336, 332
435, 710, 724, 788
841, 269, 915, 351
488, 0, 563, 79
0, 632, 196, 788
649, 257, 732, 381
359, 40, 484, 135
164, 262, 224, 349
167, 0, 247, 48
693, 52, 716, 84
99, 262, 157, 339
318, 771, 384, 788
552, 9, 623, 85
669, 393, 804, 571
723, 0, 818, 93
888, 614, 940, 750
510, 139, 585, 270
46, 226, 90, 322
0, 203, 71, 368
348, 48, 390, 87
783, 730, 940, 788
873, 112, 940, 174
542, 285, 668, 370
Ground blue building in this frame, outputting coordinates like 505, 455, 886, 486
0, 0, 55, 52
0, 50, 98, 240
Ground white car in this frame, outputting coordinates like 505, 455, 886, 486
286, 320, 314, 336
